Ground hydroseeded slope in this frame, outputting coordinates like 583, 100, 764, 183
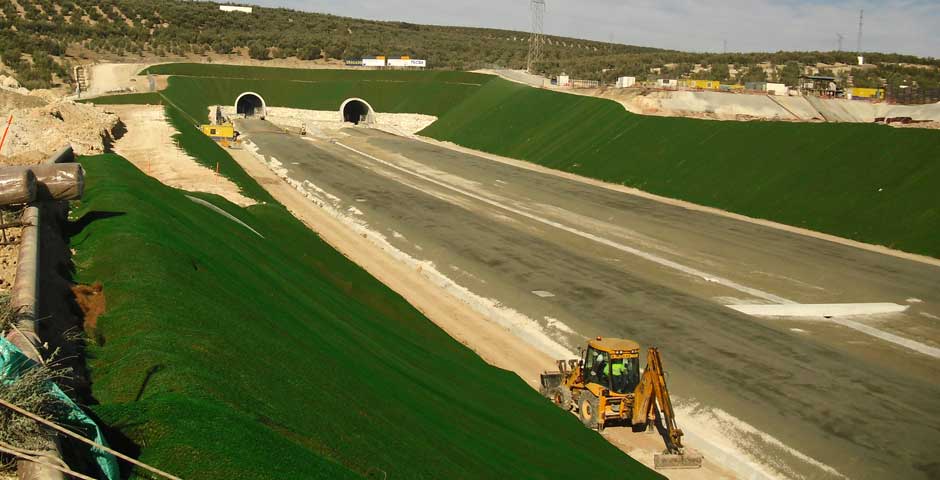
422, 79, 940, 258
74, 154, 662, 479
142, 63, 493, 122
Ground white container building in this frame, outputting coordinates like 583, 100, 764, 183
219, 5, 252, 13
656, 79, 678, 89
616, 76, 636, 88
766, 83, 789, 96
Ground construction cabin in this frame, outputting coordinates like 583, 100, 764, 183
682, 79, 721, 90
219, 5, 252, 13
363, 56, 387, 67
766, 83, 788, 96
656, 79, 678, 89
201, 124, 235, 142
847, 87, 885, 100
745, 81, 789, 95
616, 76, 636, 88
799, 75, 842, 97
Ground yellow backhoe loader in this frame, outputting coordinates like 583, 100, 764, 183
540, 337, 703, 469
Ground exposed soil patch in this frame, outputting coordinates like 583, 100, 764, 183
71, 282, 105, 333
0, 99, 121, 164
109, 104, 256, 207
0, 226, 21, 293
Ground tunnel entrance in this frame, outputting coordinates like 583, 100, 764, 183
340, 98, 374, 125
235, 92, 266, 118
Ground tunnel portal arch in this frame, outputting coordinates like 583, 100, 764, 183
340, 98, 375, 125
235, 92, 267, 118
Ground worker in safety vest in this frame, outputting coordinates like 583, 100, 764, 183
611, 359, 626, 391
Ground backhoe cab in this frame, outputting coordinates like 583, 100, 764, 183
540, 337, 703, 469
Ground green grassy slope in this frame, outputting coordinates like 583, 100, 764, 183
421, 79, 940, 257
141, 63, 492, 122
73, 154, 661, 479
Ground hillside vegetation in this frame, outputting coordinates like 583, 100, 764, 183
73, 151, 662, 479
3, 0, 939, 90
98, 63, 940, 258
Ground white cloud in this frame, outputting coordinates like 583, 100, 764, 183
247, 0, 939, 57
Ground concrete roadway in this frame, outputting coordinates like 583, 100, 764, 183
238, 119, 940, 480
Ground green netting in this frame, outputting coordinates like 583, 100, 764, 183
0, 337, 119, 479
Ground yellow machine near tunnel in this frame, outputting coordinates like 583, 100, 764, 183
200, 124, 235, 140
540, 337, 703, 469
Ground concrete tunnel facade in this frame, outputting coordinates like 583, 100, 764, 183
235, 92, 267, 118
340, 98, 375, 125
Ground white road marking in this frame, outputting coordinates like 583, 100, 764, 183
727, 303, 909, 317
830, 317, 940, 358
532, 290, 555, 298
332, 141, 940, 360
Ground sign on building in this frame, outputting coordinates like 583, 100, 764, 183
387, 58, 427, 68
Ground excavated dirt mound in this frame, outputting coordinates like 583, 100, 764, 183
1, 81, 121, 165
0, 89, 46, 111
0, 102, 120, 163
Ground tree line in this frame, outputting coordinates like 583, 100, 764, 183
1, 0, 938, 90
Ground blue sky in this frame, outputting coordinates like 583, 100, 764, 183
243, 0, 939, 58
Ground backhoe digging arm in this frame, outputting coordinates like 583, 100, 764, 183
633, 348, 702, 468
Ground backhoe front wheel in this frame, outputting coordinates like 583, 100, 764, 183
579, 393, 600, 430
548, 386, 572, 411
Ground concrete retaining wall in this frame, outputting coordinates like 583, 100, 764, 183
218, 106, 437, 136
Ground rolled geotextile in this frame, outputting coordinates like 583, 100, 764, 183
44, 145, 74, 165
17, 454, 68, 480
27, 164, 84, 202
9, 206, 39, 333
0, 168, 37, 206
5, 206, 68, 480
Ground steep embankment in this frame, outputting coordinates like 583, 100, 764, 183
421, 79, 940, 258
145, 63, 492, 122
73, 153, 662, 479
100, 63, 940, 258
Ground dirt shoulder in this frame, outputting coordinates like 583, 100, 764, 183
106, 104, 255, 207
227, 140, 737, 479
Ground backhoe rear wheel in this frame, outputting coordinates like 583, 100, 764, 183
579, 392, 600, 430
548, 386, 572, 411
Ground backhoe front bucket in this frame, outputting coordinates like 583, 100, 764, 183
654, 449, 703, 469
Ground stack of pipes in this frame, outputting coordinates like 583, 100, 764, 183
1, 145, 84, 480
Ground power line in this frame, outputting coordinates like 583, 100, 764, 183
527, 0, 546, 73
